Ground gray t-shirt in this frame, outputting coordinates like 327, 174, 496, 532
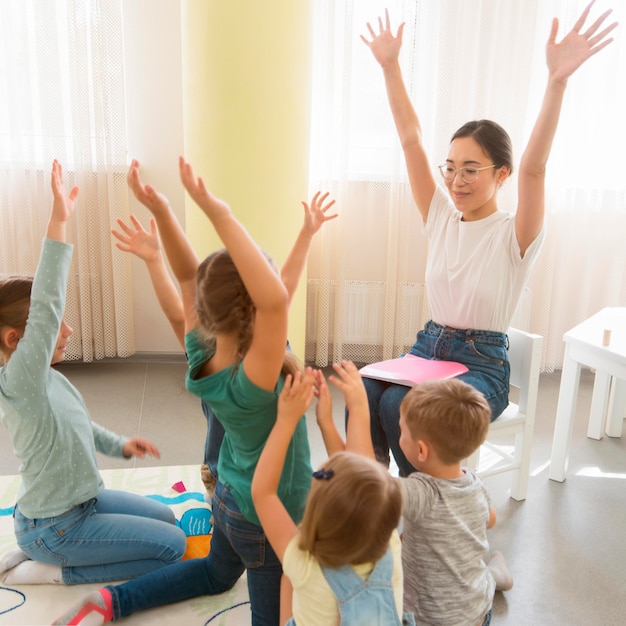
401, 469, 495, 625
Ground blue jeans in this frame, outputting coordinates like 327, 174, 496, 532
361, 321, 510, 476
13, 489, 186, 584
201, 400, 224, 482
108, 481, 282, 626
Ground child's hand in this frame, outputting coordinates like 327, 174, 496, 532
302, 191, 338, 236
122, 437, 161, 459
127, 159, 171, 216
315, 369, 333, 428
278, 368, 315, 425
50, 159, 79, 223
328, 360, 368, 416
112, 215, 160, 263
178, 157, 232, 220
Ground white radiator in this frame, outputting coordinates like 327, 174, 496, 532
306, 280, 532, 348
306, 279, 427, 347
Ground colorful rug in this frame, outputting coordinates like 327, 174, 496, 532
0, 465, 251, 626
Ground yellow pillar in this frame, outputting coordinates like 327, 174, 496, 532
181, 1, 313, 360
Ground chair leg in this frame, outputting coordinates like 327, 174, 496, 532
509, 430, 531, 501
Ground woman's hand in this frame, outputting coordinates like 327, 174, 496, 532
361, 8, 405, 69
546, 1, 617, 83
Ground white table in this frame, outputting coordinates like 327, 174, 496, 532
549, 307, 626, 482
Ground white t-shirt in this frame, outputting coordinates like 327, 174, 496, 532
425, 186, 545, 333
282, 529, 404, 626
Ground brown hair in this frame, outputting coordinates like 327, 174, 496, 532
195, 249, 300, 377
298, 451, 402, 568
0, 275, 33, 358
400, 378, 491, 464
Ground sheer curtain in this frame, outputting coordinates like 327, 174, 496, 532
306, 0, 626, 371
0, 0, 134, 361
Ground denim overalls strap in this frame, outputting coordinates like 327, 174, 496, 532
321, 548, 415, 626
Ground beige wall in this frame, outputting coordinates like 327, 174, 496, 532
123, 0, 313, 359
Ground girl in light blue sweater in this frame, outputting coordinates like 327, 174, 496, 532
0, 161, 186, 586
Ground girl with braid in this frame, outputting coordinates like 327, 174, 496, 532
55, 157, 336, 626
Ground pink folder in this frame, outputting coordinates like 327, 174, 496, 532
359, 354, 468, 387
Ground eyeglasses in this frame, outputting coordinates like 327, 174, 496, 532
438, 164, 497, 184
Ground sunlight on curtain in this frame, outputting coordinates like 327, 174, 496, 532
0, 0, 134, 361
307, 0, 625, 370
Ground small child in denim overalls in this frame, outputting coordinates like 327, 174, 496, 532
252, 362, 415, 625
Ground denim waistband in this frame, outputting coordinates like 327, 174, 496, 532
14, 498, 96, 522
425, 320, 508, 346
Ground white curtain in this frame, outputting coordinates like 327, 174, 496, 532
0, 0, 134, 361
306, 0, 626, 371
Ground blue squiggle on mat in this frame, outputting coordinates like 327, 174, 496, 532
204, 601, 251, 624
145, 492, 206, 506
0, 506, 14, 517
0, 586, 26, 615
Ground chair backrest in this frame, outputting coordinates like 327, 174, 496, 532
506, 326, 543, 416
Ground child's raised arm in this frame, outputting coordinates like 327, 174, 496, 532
281, 191, 337, 305
112, 215, 185, 347
178, 156, 289, 391
328, 361, 375, 459
251, 369, 316, 562
48, 160, 78, 242
315, 370, 345, 456
127, 159, 200, 334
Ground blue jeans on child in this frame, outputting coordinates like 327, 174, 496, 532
13, 489, 186, 584
363, 321, 510, 476
107, 480, 282, 626
202, 399, 224, 481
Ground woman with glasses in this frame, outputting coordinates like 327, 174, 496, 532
358, 3, 617, 477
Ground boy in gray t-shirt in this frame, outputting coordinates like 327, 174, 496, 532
398, 378, 512, 626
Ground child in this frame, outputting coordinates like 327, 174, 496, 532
111, 188, 337, 497
398, 378, 512, 625
54, 158, 335, 625
0, 161, 186, 586
111, 212, 222, 498
252, 361, 415, 626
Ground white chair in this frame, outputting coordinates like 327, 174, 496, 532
466, 327, 543, 501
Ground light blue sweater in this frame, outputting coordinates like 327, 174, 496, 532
0, 238, 127, 519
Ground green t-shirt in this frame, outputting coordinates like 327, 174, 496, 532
185, 329, 312, 525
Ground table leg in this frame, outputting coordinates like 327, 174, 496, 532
587, 370, 611, 440
549, 348, 582, 482
606, 377, 626, 438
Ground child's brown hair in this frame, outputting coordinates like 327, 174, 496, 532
0, 275, 33, 359
400, 378, 491, 464
195, 249, 300, 377
298, 451, 402, 568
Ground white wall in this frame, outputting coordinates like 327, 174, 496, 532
122, 0, 186, 354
